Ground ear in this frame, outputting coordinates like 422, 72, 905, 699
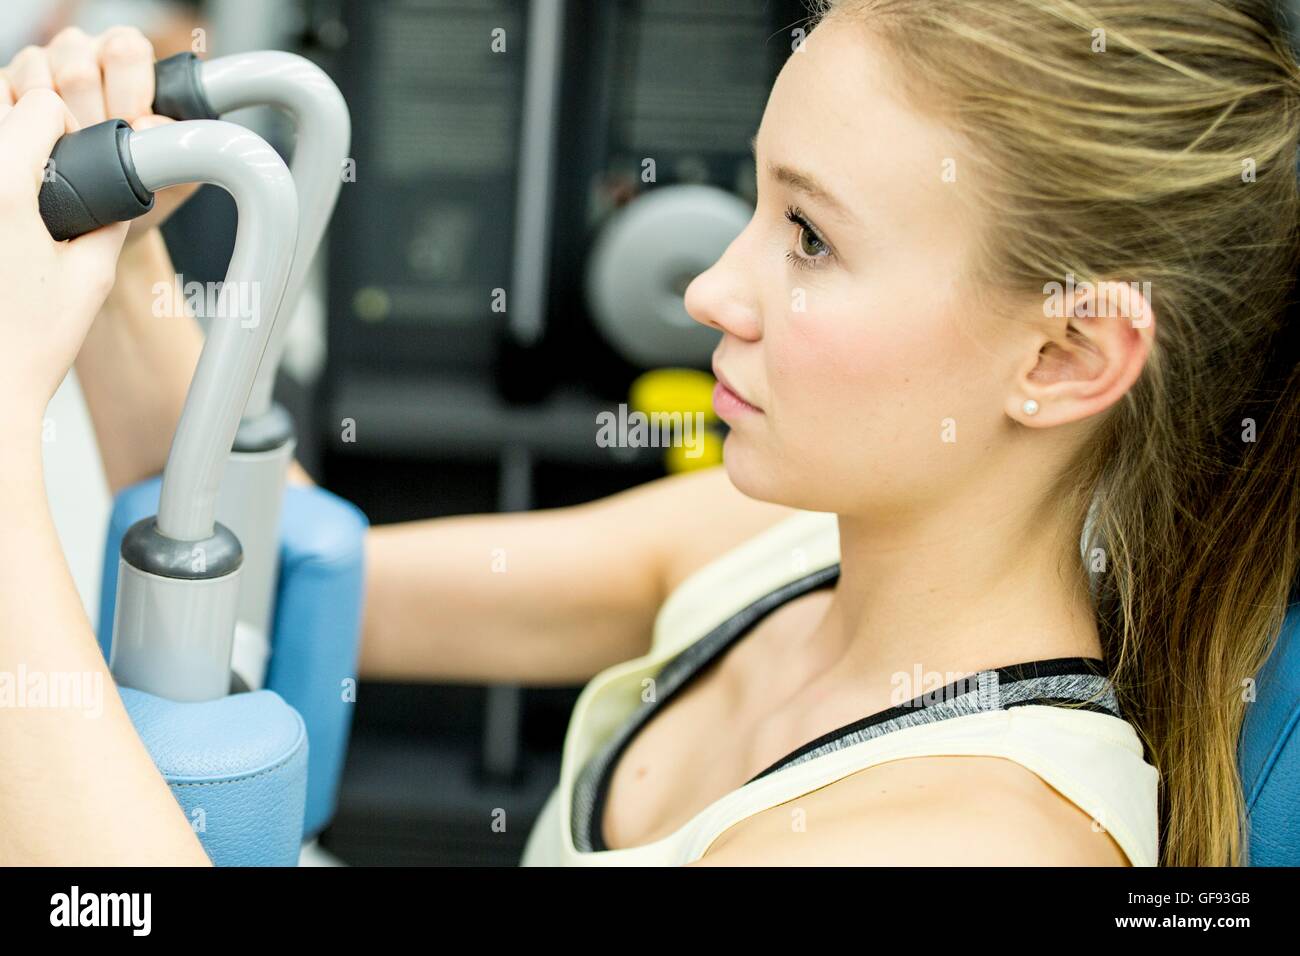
1006, 278, 1156, 427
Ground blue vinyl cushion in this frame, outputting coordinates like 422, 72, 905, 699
118, 686, 307, 866
1238, 596, 1300, 865
100, 477, 367, 844
264, 484, 367, 836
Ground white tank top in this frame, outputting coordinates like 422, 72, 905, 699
520, 509, 1161, 866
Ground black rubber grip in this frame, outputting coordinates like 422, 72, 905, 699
38, 119, 155, 241
153, 52, 218, 121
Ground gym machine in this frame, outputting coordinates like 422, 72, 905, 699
39, 51, 364, 865
96, 52, 364, 847
41, 112, 307, 864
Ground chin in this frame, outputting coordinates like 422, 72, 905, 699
724, 435, 853, 515
720, 433, 765, 496
721, 433, 800, 509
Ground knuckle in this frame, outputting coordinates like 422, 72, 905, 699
51, 26, 91, 48
52, 61, 99, 92
15, 87, 68, 130
21, 86, 62, 110
100, 27, 153, 63
10, 45, 44, 69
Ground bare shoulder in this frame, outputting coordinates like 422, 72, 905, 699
690, 754, 1132, 866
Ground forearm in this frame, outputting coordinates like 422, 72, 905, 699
0, 422, 209, 865
358, 507, 661, 686
77, 231, 319, 492
74, 230, 203, 494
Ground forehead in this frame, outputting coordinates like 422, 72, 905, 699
757, 17, 971, 239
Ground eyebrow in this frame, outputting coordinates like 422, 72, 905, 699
750, 133, 859, 226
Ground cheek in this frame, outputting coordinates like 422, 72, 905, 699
771, 301, 950, 438
765, 297, 993, 505
769, 313, 857, 404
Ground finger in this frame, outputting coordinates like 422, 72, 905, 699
3, 45, 54, 99
0, 88, 80, 197
57, 220, 131, 358
96, 26, 154, 122
129, 112, 171, 132
0, 71, 14, 122
62, 218, 129, 285
47, 27, 106, 128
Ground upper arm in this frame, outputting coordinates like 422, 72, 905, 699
361, 491, 670, 683
359, 464, 799, 685
586, 464, 800, 600
689, 755, 1132, 867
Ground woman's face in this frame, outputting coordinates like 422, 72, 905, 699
686, 17, 1024, 518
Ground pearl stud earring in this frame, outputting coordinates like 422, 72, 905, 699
1022, 399, 1040, 416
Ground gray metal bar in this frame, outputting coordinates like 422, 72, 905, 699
197, 51, 351, 418
482, 444, 534, 782
508, 0, 566, 346
129, 120, 298, 541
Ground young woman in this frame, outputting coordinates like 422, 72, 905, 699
8, 0, 1300, 866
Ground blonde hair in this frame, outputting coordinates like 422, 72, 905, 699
808, 0, 1300, 865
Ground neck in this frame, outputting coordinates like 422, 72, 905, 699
808, 482, 1102, 688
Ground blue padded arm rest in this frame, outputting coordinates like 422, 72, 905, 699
99, 477, 368, 840
1238, 597, 1300, 866
265, 484, 367, 837
118, 687, 307, 866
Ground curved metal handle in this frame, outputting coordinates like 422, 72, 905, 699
127, 120, 299, 541
154, 50, 351, 418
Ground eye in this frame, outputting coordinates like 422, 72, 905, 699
784, 204, 833, 271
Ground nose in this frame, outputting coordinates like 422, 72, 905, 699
683, 229, 762, 342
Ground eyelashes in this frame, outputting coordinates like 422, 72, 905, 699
784, 204, 833, 271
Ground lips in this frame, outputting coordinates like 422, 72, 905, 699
711, 358, 761, 411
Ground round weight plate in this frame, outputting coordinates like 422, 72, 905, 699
585, 183, 753, 368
